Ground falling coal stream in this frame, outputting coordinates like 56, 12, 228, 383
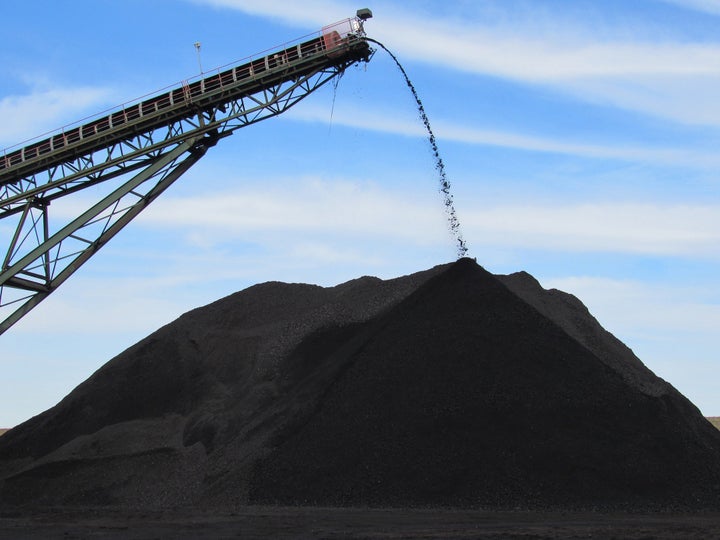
366, 38, 468, 259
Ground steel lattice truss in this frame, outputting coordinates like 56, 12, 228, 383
0, 26, 372, 335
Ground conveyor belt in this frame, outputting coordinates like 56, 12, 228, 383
0, 13, 374, 336
0, 20, 371, 187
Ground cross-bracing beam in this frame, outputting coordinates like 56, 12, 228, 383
0, 18, 373, 335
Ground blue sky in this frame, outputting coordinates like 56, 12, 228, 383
1, 0, 719, 427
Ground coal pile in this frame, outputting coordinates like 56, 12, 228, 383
1, 259, 719, 511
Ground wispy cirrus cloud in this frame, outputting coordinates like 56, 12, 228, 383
0, 85, 114, 149
368, 7, 720, 126
138, 178, 446, 245
285, 104, 720, 168
544, 275, 720, 336
465, 202, 720, 257
190, 0, 720, 126
658, 0, 720, 15
192, 0, 720, 77
127, 178, 720, 259
192, 0, 352, 26
541, 272, 720, 417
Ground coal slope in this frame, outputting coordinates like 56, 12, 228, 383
1, 258, 719, 510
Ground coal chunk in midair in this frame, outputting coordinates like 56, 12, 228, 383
368, 38, 468, 259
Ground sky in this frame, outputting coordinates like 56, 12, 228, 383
1, 0, 719, 427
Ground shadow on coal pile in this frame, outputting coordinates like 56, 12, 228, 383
1, 258, 719, 517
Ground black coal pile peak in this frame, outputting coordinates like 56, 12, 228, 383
1, 258, 719, 511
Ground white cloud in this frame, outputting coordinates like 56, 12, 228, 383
368, 10, 720, 125
194, 0, 720, 77
191, 0, 720, 125
0, 86, 113, 148
370, 16, 720, 80
191, 0, 710, 75
19, 172, 720, 273
540, 273, 720, 415
26, 193, 720, 335
560, 74, 720, 126
288, 242, 384, 265
131, 179, 720, 259
138, 177, 448, 245
659, 0, 720, 15
542, 275, 720, 335
190, 0, 353, 27
465, 203, 720, 257
286, 104, 720, 167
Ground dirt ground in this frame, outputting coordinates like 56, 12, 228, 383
1, 507, 719, 539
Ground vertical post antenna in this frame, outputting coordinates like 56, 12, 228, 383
194, 42, 203, 74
